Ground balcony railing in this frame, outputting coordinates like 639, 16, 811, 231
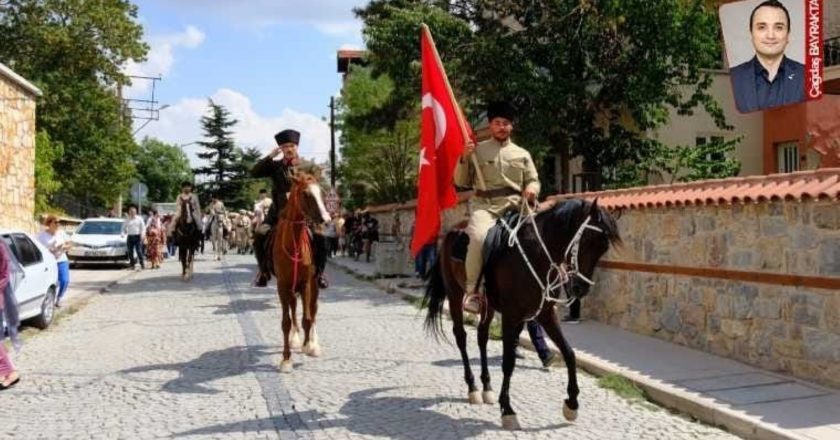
827, 37, 840, 68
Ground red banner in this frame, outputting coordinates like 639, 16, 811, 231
411, 24, 473, 257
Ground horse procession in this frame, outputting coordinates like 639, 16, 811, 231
157, 96, 627, 432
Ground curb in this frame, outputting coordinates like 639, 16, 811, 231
329, 259, 806, 440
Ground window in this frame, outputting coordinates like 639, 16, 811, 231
776, 142, 800, 173
1, 235, 17, 261
77, 221, 123, 235
11, 234, 43, 266
696, 135, 726, 162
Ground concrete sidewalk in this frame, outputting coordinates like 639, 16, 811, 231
328, 256, 840, 440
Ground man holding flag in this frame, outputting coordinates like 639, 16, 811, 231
456, 101, 540, 311
410, 24, 540, 312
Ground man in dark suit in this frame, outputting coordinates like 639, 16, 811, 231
251, 129, 329, 288
730, 0, 804, 113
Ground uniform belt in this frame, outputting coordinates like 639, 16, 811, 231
474, 187, 519, 199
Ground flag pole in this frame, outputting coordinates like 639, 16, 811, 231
421, 23, 487, 191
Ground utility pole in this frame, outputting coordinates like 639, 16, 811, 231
329, 96, 337, 188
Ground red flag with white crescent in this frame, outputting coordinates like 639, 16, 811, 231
411, 24, 474, 257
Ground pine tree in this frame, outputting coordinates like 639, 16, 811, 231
194, 100, 240, 205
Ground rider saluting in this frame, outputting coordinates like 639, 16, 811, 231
251, 129, 330, 289
455, 101, 540, 312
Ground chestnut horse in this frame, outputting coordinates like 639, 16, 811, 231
424, 198, 620, 429
273, 172, 332, 373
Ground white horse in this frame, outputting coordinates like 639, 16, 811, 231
210, 212, 227, 261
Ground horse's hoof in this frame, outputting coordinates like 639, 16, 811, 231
290, 334, 302, 350
563, 402, 578, 422
279, 360, 293, 373
501, 415, 521, 430
482, 390, 497, 405
306, 345, 321, 358
468, 391, 482, 405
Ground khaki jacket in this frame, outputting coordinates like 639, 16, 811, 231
454, 138, 540, 216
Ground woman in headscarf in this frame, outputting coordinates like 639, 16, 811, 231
0, 239, 23, 390
145, 210, 165, 269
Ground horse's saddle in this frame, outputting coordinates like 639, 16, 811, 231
451, 211, 523, 264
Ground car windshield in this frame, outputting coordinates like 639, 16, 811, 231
76, 221, 123, 235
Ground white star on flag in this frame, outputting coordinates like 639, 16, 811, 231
419, 147, 431, 172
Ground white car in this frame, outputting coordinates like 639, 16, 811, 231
67, 218, 128, 267
0, 229, 59, 329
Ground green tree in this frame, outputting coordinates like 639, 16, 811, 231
194, 100, 241, 205
357, 0, 736, 194
337, 65, 420, 208
355, 1, 473, 127
34, 130, 63, 214
0, 0, 148, 213
228, 146, 263, 210
132, 137, 193, 204
457, 0, 730, 192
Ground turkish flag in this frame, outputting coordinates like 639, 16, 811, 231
411, 24, 474, 257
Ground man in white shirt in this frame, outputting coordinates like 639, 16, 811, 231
121, 205, 146, 270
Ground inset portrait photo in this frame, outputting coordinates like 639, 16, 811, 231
720, 0, 822, 113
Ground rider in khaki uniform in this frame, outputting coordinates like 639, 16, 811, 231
454, 101, 540, 306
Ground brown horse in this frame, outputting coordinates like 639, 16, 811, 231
424, 198, 620, 429
272, 172, 332, 373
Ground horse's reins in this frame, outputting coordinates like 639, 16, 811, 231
498, 200, 604, 320
279, 183, 311, 293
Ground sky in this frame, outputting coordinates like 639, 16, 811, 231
125, 0, 368, 165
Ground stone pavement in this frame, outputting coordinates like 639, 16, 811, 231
328, 256, 840, 440
1, 254, 736, 439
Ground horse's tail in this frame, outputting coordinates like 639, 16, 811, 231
422, 252, 448, 342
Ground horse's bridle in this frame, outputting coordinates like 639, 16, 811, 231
498, 201, 605, 319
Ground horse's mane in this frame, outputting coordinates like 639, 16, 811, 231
537, 198, 621, 245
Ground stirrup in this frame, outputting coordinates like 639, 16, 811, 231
463, 289, 484, 315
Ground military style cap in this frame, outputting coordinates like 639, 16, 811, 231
487, 101, 516, 122
274, 129, 301, 145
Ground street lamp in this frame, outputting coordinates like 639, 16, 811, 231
177, 141, 199, 152
132, 103, 171, 135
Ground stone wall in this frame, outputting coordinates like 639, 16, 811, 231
0, 72, 37, 232
588, 200, 840, 388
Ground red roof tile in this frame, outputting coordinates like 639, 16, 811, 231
552, 168, 840, 209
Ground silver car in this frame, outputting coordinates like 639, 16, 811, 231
67, 218, 129, 267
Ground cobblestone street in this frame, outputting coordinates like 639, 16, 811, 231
0, 254, 738, 440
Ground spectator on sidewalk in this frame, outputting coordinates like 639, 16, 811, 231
121, 205, 146, 271
0, 238, 23, 390
145, 210, 165, 269
563, 296, 582, 324
162, 214, 176, 258
37, 215, 71, 308
324, 220, 338, 258
411, 222, 437, 280
516, 321, 561, 369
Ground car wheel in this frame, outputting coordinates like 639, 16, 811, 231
32, 287, 57, 330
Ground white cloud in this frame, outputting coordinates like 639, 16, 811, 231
123, 25, 206, 97
134, 88, 333, 167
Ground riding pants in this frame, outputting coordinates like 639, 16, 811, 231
464, 209, 496, 294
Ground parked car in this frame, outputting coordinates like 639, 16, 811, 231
67, 218, 128, 267
0, 229, 59, 329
